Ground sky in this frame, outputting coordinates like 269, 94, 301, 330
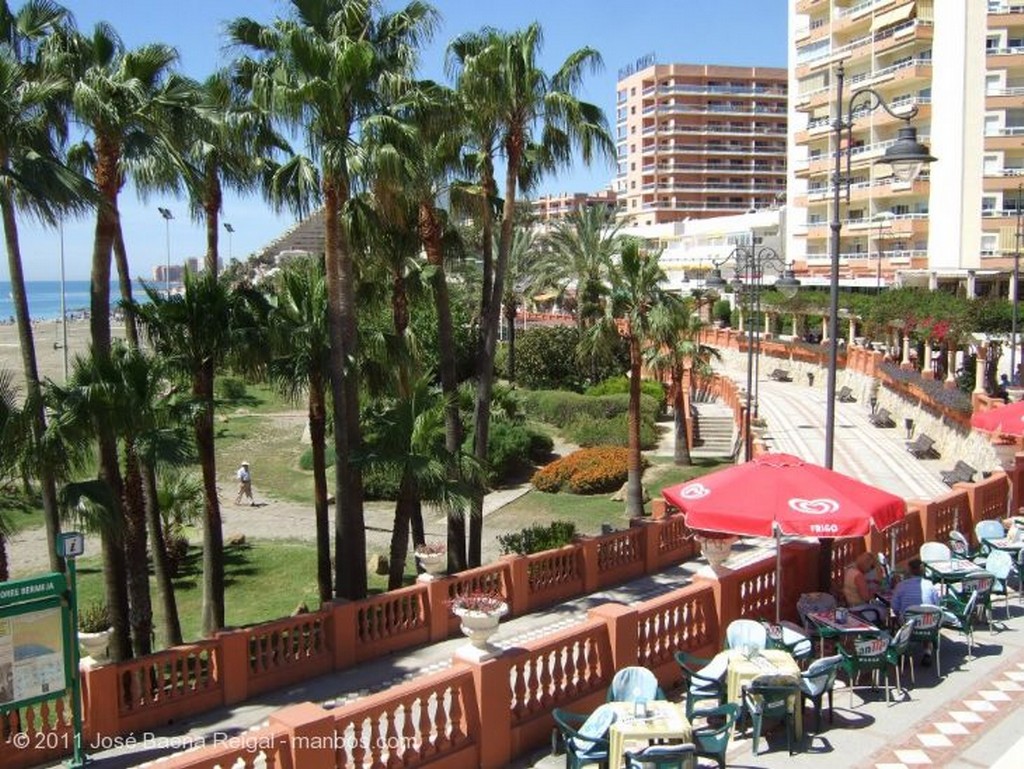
5, 0, 787, 282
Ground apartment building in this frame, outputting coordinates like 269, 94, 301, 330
615, 63, 788, 227
788, 0, 1024, 296
530, 190, 618, 223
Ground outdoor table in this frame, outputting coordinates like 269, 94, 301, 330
807, 610, 883, 656
984, 537, 1024, 554
710, 648, 803, 740
923, 558, 978, 584
606, 700, 693, 769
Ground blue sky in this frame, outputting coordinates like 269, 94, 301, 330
6, 0, 787, 281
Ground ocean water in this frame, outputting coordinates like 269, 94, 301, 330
0, 280, 151, 322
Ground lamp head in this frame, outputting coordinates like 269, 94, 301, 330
224, 223, 235, 233
158, 207, 173, 220
705, 267, 727, 292
876, 124, 936, 183
775, 268, 801, 300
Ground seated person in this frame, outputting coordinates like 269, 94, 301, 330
890, 558, 941, 666
842, 551, 886, 624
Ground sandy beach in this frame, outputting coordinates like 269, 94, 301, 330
0, 319, 126, 389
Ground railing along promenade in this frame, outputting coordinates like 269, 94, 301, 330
4, 333, 1023, 769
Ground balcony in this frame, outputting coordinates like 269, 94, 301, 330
987, 87, 1024, 109
985, 126, 1024, 150
989, 3, 1024, 22
796, 0, 827, 14
987, 46, 1024, 69
984, 168, 1024, 190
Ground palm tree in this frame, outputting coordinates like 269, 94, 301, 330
541, 205, 623, 333
229, 0, 438, 600
447, 23, 614, 566
597, 240, 682, 517
0, 0, 88, 575
134, 272, 260, 636
266, 258, 333, 604
645, 299, 720, 466
502, 228, 549, 384
0, 368, 23, 581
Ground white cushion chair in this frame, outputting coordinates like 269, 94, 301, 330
919, 541, 951, 563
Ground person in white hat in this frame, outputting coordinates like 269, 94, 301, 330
235, 461, 254, 506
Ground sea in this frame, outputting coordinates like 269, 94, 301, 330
0, 280, 153, 322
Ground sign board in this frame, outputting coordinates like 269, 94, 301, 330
58, 532, 85, 559
0, 575, 71, 712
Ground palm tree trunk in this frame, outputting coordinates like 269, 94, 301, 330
122, 440, 153, 656
626, 335, 644, 517
100, 526, 132, 661
204, 172, 221, 277
478, 158, 496, 324
195, 361, 225, 635
418, 203, 465, 572
0, 185, 62, 574
308, 371, 332, 605
387, 473, 416, 591
468, 138, 521, 567
506, 302, 517, 383
0, 534, 7, 582
143, 463, 182, 646
112, 216, 139, 348
672, 364, 691, 466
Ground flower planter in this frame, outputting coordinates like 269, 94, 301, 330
694, 535, 738, 572
415, 551, 447, 581
78, 628, 112, 662
452, 602, 508, 661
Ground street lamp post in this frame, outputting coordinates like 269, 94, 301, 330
158, 207, 174, 295
1011, 184, 1022, 385
58, 219, 68, 381
224, 222, 234, 264
706, 245, 800, 461
822, 61, 936, 589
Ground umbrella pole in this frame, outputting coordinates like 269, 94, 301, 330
775, 526, 783, 624
889, 528, 897, 575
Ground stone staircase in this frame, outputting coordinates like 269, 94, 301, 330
691, 401, 737, 459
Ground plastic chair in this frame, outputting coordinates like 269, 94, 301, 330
983, 550, 1014, 622
839, 636, 891, 706
884, 620, 916, 697
623, 743, 696, 769
741, 673, 801, 756
798, 654, 842, 733
955, 571, 996, 629
763, 620, 813, 663
919, 541, 951, 563
797, 592, 839, 654
948, 530, 980, 562
903, 604, 944, 678
941, 589, 980, 661
690, 703, 739, 769
553, 704, 617, 769
725, 618, 767, 652
607, 666, 665, 703
674, 651, 727, 720
975, 519, 1006, 543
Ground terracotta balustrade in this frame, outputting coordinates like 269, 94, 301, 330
517, 546, 584, 611
0, 695, 74, 769
635, 584, 719, 683
595, 527, 645, 588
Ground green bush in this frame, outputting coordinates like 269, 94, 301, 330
515, 325, 585, 391
298, 444, 336, 471
518, 390, 661, 428
563, 413, 659, 449
465, 421, 554, 485
217, 376, 248, 401
78, 600, 110, 632
363, 464, 402, 500
713, 299, 732, 326
527, 429, 554, 461
497, 520, 578, 555
585, 376, 666, 412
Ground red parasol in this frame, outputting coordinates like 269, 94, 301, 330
662, 453, 906, 538
970, 400, 1024, 437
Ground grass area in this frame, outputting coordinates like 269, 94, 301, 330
216, 380, 296, 415
489, 458, 727, 538
73, 539, 417, 647
0, 491, 45, 536
214, 414, 316, 505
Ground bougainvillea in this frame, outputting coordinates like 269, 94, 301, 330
531, 446, 649, 494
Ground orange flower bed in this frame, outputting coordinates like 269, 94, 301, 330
532, 446, 648, 495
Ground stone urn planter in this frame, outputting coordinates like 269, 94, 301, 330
1007, 387, 1024, 404
450, 593, 508, 661
694, 534, 739, 572
414, 544, 447, 581
78, 629, 112, 662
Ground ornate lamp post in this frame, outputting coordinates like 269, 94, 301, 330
821, 61, 936, 589
706, 245, 799, 461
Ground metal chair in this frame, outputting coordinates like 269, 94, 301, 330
607, 666, 665, 703
623, 743, 696, 769
673, 651, 727, 720
741, 674, 801, 756
798, 654, 842, 733
941, 589, 980, 661
552, 704, 617, 769
903, 604, 944, 678
690, 703, 739, 769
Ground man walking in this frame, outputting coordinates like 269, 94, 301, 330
235, 461, 255, 506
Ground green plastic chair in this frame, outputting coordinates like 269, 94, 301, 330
690, 703, 739, 769
798, 654, 842, 733
552, 704, 616, 769
884, 619, 916, 697
903, 604, 944, 678
839, 635, 891, 706
623, 742, 696, 769
942, 589, 980, 662
673, 650, 727, 720
741, 673, 801, 756
950, 572, 995, 630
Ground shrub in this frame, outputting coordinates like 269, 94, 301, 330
78, 601, 110, 633
516, 325, 585, 391
585, 376, 666, 412
564, 414, 659, 450
217, 376, 247, 401
497, 520, 578, 555
527, 429, 554, 461
532, 446, 647, 495
481, 420, 534, 484
518, 390, 660, 428
713, 299, 733, 326
363, 464, 402, 500
298, 444, 336, 471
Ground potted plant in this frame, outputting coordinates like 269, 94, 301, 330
77, 600, 112, 661
448, 590, 508, 658
414, 542, 447, 580
691, 530, 739, 571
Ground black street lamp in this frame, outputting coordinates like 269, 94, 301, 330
706, 245, 799, 461
158, 206, 174, 295
822, 61, 936, 589
224, 222, 235, 264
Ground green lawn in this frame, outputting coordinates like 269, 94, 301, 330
0, 491, 47, 536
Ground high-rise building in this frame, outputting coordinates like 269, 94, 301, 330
788, 0, 1024, 295
615, 63, 788, 227
531, 190, 618, 223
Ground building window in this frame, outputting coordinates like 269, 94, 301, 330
631, 106, 636, 115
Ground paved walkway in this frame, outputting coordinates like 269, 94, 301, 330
40, 362, 1024, 768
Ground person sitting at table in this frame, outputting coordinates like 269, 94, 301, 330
890, 558, 941, 667
842, 551, 886, 624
